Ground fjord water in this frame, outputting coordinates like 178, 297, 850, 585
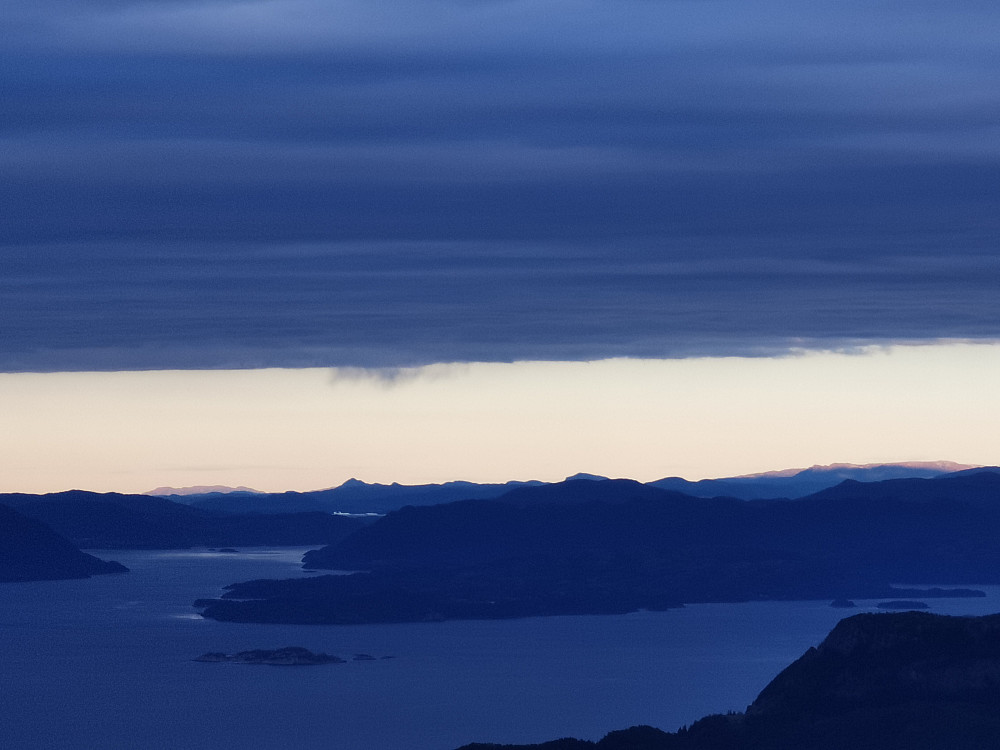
4, 549, 1000, 750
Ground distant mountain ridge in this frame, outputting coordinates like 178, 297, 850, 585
159, 478, 547, 515
149, 461, 979, 515
739, 460, 974, 478
147, 485, 262, 496
648, 460, 980, 500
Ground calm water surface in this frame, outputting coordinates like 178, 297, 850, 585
3, 548, 1000, 750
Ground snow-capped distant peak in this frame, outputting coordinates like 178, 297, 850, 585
145, 485, 261, 496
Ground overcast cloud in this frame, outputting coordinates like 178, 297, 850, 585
3, 0, 999, 371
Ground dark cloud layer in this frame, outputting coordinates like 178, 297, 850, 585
3, 0, 999, 371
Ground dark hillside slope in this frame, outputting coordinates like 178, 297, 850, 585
803, 470, 1000, 508
302, 480, 751, 574
0, 504, 127, 581
1, 490, 366, 548
457, 612, 1000, 750
305, 474, 1000, 586
785, 471, 1000, 583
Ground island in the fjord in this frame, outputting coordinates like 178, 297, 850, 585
197, 470, 1000, 625
194, 647, 345, 666
455, 611, 1000, 750
0, 504, 127, 582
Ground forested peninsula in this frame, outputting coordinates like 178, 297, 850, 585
199, 472, 1000, 624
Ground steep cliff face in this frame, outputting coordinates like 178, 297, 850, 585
0, 504, 127, 581
749, 611, 1000, 719
457, 612, 1000, 750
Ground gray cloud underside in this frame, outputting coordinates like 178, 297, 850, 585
3, 0, 999, 371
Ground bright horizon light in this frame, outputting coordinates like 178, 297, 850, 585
1, 342, 998, 495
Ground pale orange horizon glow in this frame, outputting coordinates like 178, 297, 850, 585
1, 342, 997, 494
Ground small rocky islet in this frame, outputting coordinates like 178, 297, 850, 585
193, 646, 393, 666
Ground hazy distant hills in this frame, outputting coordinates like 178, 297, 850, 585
0, 504, 126, 581
0, 490, 366, 549
199, 471, 1000, 625
147, 485, 262, 496
802, 469, 1000, 508
153, 462, 977, 515
156, 479, 546, 515
456, 611, 1000, 750
648, 460, 978, 500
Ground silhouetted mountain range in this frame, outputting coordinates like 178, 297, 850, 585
454, 611, 1000, 750
198, 471, 1000, 625
0, 504, 127, 581
158, 479, 546, 515
0, 490, 366, 549
153, 462, 978, 515
648, 461, 978, 500
147, 485, 262, 496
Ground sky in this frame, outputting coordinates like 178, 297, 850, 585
2, 1, 999, 492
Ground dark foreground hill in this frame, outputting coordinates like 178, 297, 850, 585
199, 474, 1000, 624
0, 490, 366, 549
0, 504, 127, 581
456, 611, 1000, 750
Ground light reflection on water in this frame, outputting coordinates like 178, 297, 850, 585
144, 547, 317, 563
2, 548, 1000, 750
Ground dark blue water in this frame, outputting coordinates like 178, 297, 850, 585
3, 548, 1000, 750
